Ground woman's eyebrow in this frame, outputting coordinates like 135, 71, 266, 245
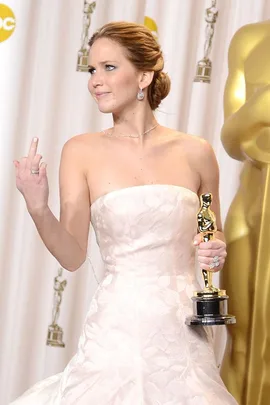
88, 60, 118, 68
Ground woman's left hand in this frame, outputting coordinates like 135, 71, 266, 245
193, 234, 227, 272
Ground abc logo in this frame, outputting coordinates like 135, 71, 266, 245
0, 4, 16, 43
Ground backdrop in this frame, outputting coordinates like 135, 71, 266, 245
0, 0, 269, 403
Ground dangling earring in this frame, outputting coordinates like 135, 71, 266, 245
137, 87, 145, 101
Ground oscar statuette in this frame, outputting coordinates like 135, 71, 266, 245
185, 193, 236, 326
194, 1, 218, 83
76, 1, 96, 72
46, 267, 67, 347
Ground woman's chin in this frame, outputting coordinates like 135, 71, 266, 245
98, 103, 120, 114
97, 99, 130, 115
98, 106, 112, 113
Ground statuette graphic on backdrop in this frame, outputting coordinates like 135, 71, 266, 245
76, 1, 96, 72
194, 0, 218, 83
47, 268, 67, 348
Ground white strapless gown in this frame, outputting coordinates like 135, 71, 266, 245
10, 185, 238, 405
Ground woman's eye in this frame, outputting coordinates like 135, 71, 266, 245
105, 64, 115, 71
88, 65, 115, 74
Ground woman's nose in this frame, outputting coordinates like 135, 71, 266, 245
92, 72, 103, 87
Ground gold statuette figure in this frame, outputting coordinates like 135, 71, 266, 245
185, 193, 236, 326
47, 267, 67, 348
220, 21, 270, 405
197, 193, 221, 293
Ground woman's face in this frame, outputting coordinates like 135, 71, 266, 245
88, 38, 141, 114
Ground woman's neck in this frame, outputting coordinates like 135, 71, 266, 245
111, 104, 158, 141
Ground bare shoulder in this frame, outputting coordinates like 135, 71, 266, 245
183, 133, 215, 159
171, 131, 214, 156
61, 131, 103, 164
171, 131, 218, 174
63, 131, 102, 150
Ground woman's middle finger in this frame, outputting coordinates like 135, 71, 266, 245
30, 154, 43, 173
26, 138, 39, 168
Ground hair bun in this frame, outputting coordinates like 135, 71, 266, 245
148, 71, 171, 110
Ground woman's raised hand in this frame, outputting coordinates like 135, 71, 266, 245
13, 137, 49, 215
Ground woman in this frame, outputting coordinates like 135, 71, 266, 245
12, 21, 237, 405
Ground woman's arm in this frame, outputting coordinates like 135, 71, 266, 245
30, 136, 91, 271
191, 138, 227, 271
196, 140, 223, 235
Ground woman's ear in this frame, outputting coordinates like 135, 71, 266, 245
139, 71, 155, 89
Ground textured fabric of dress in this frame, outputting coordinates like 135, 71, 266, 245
10, 185, 238, 405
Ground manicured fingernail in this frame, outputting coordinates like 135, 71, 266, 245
193, 240, 198, 245
33, 137, 38, 142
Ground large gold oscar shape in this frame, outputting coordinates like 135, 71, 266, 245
220, 21, 270, 405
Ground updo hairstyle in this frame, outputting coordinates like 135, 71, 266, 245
89, 21, 171, 110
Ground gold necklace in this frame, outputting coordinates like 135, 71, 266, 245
103, 123, 159, 138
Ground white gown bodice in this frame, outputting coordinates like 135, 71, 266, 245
11, 185, 238, 405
